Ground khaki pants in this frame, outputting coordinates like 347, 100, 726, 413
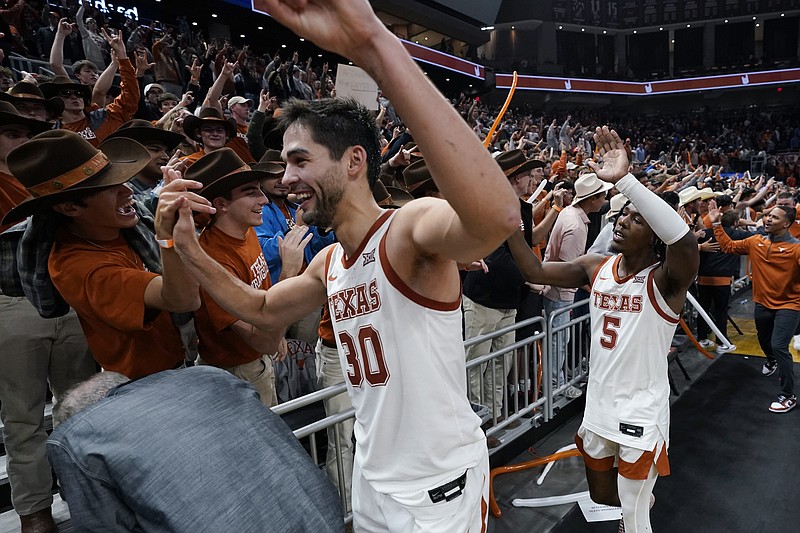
199, 354, 278, 407
0, 295, 95, 516
462, 296, 517, 416
316, 339, 354, 511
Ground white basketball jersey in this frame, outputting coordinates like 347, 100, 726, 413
325, 211, 485, 493
583, 255, 679, 451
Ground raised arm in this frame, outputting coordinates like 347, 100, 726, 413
707, 199, 753, 256
49, 17, 71, 77
203, 59, 236, 113
261, 0, 519, 263
143, 175, 214, 313
172, 197, 329, 333
91, 53, 118, 108
508, 229, 603, 288
590, 127, 698, 313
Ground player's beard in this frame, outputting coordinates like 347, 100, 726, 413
302, 171, 344, 228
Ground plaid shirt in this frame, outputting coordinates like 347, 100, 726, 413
0, 199, 162, 318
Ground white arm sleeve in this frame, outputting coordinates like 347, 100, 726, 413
614, 173, 689, 245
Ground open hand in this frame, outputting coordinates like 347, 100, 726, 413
255, 0, 386, 60
587, 126, 629, 184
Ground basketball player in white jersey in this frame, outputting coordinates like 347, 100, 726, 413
508, 127, 698, 533
168, 0, 521, 530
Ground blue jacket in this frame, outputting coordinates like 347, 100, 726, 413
255, 201, 336, 284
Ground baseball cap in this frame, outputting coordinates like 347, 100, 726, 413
228, 96, 254, 109
144, 83, 164, 95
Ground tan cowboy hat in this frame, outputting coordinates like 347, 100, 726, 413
571, 173, 613, 205
2, 130, 149, 225
0, 81, 64, 117
182, 107, 237, 143
493, 149, 544, 178
605, 194, 629, 221
186, 147, 274, 200
105, 119, 185, 151
0, 101, 53, 135
678, 186, 717, 206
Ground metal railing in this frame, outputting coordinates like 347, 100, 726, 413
271, 299, 592, 523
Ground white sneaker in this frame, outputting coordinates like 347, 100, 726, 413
564, 385, 583, 399
715, 344, 737, 354
698, 339, 715, 349
793, 335, 800, 351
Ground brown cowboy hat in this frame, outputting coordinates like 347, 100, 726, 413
182, 107, 237, 143
373, 181, 415, 208
0, 101, 53, 135
186, 147, 273, 200
105, 119, 184, 151
0, 81, 64, 117
493, 149, 543, 177
402, 159, 439, 199
39, 75, 92, 102
252, 148, 285, 173
2, 130, 150, 225
385, 186, 414, 207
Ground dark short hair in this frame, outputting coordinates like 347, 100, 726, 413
721, 209, 739, 227
659, 191, 680, 210
278, 98, 381, 186
72, 60, 98, 75
774, 205, 796, 224
716, 194, 733, 208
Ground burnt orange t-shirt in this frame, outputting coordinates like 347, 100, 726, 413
179, 147, 206, 169
227, 123, 255, 163
0, 171, 30, 232
194, 225, 272, 367
60, 117, 100, 147
48, 231, 184, 378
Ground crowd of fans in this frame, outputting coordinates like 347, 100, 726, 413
0, 0, 799, 531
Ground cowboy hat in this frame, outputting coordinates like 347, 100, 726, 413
572, 173, 613, 205
402, 159, 438, 199
678, 186, 717, 206
372, 181, 414, 208
182, 107, 237, 143
0, 101, 53, 135
252, 148, 285, 173
605, 194, 629, 221
39, 75, 91, 102
2, 130, 149, 225
185, 147, 272, 200
0, 81, 64, 118
385, 186, 414, 207
493, 149, 543, 177
105, 119, 184, 152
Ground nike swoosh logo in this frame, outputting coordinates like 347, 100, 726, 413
598, 276, 610, 281
328, 274, 337, 281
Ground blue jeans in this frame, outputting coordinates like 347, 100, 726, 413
544, 297, 573, 387
754, 304, 800, 397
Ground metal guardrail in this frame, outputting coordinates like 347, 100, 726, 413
270, 301, 592, 522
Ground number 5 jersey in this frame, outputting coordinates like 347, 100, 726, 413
585, 255, 680, 452
324, 211, 486, 494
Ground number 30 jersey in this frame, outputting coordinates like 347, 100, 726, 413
324, 211, 486, 493
584, 255, 680, 451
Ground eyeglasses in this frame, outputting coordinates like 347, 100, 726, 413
58, 89, 84, 98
